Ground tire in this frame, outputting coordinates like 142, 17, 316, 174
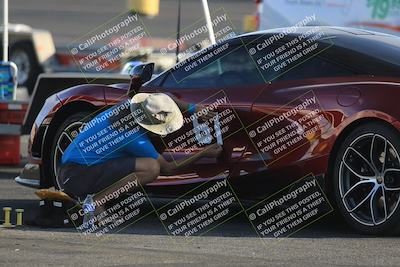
10, 42, 43, 95
333, 121, 400, 235
49, 112, 91, 190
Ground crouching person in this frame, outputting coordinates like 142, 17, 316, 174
58, 93, 222, 210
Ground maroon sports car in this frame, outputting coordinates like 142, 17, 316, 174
16, 27, 400, 234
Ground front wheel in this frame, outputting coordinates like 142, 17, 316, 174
333, 122, 400, 235
49, 112, 90, 190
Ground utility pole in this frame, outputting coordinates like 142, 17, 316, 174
175, 0, 181, 63
3, 0, 8, 61
201, 0, 215, 44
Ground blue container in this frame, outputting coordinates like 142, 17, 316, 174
0, 61, 17, 100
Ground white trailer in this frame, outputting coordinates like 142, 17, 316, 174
258, 0, 400, 36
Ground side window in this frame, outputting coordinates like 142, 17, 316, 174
145, 73, 165, 87
162, 45, 264, 88
277, 56, 355, 81
166, 59, 221, 88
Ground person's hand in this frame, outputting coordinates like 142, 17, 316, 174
196, 105, 218, 121
203, 143, 223, 158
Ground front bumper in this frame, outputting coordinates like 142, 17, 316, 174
14, 163, 41, 188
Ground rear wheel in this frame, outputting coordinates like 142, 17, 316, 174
333, 122, 400, 235
49, 112, 90, 190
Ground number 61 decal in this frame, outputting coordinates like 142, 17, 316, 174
192, 113, 223, 146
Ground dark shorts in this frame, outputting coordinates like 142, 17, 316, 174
58, 157, 136, 198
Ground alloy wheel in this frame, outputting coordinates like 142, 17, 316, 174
53, 121, 84, 189
339, 133, 400, 226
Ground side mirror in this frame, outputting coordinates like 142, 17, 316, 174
129, 62, 154, 83
128, 63, 154, 97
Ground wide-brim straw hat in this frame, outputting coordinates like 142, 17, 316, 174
130, 93, 184, 135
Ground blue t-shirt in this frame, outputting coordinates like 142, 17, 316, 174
61, 101, 159, 166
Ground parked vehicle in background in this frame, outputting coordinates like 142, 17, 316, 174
256, 0, 400, 36
0, 24, 56, 94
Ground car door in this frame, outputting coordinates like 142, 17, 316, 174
150, 41, 267, 185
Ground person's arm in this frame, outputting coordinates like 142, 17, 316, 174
168, 94, 217, 120
157, 143, 222, 176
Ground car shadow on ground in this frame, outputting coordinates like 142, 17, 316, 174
0, 161, 396, 241
0, 162, 393, 239
0, 198, 389, 239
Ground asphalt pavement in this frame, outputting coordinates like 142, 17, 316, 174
9, 0, 254, 46
1, 158, 400, 267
